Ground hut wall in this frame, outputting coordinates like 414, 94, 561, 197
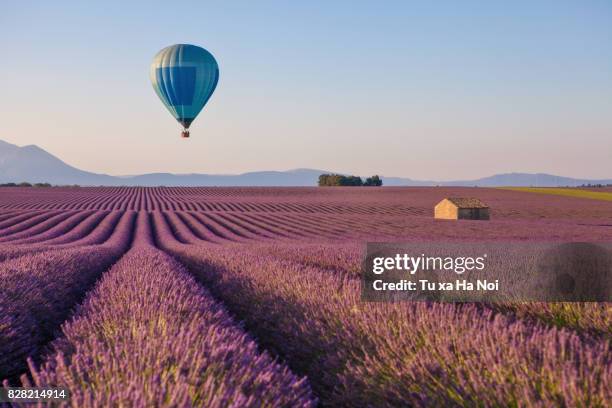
434, 201, 458, 220
457, 208, 490, 220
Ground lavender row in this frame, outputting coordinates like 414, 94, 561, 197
0, 213, 134, 381
0, 211, 66, 239
256, 242, 363, 276
8, 211, 101, 245
1, 187, 612, 229
155, 208, 611, 336
22, 246, 315, 407
60, 210, 125, 247
161, 243, 611, 406
247, 242, 611, 336
495, 302, 611, 337
0, 211, 127, 263
1, 211, 93, 244
0, 211, 47, 231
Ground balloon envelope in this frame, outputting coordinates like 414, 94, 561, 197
150, 44, 219, 129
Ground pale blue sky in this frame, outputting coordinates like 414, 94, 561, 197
1, 1, 611, 179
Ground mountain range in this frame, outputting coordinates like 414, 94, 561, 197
1, 140, 610, 187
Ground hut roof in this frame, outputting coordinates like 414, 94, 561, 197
444, 197, 489, 209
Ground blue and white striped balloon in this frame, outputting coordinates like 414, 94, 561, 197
150, 44, 219, 132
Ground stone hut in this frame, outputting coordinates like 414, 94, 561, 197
434, 197, 490, 220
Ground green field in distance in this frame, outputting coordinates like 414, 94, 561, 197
500, 187, 612, 201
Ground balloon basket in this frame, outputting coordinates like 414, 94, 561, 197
181, 130, 190, 138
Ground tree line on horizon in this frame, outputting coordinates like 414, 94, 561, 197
0, 182, 88, 188
579, 183, 612, 188
318, 174, 383, 187
0, 182, 53, 188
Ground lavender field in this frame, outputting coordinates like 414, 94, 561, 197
0, 186, 610, 407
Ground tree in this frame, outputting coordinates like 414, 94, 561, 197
345, 176, 363, 186
318, 174, 362, 186
364, 175, 383, 186
318, 174, 382, 186
319, 174, 382, 187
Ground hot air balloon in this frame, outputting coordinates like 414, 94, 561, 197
150, 44, 219, 138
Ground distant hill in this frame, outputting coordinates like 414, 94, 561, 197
0, 140, 116, 185
382, 173, 612, 187
117, 169, 328, 187
1, 140, 610, 187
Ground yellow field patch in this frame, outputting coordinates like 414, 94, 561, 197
500, 187, 612, 201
